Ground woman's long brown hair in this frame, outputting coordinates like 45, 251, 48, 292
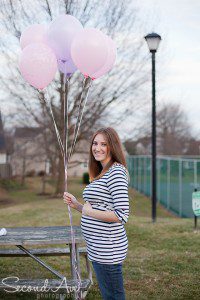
88, 127, 127, 181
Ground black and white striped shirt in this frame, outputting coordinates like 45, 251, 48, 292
81, 163, 129, 264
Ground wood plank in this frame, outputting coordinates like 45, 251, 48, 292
0, 226, 85, 246
0, 247, 87, 257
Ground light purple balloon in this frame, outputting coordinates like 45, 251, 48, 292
57, 58, 77, 76
91, 36, 117, 79
71, 28, 109, 77
45, 14, 83, 62
20, 24, 47, 49
19, 42, 57, 90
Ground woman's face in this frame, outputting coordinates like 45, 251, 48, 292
92, 133, 111, 166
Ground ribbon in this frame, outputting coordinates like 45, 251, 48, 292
43, 76, 93, 299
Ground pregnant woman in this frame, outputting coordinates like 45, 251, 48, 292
63, 127, 129, 300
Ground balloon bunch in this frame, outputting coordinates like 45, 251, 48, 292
19, 14, 117, 299
19, 14, 117, 89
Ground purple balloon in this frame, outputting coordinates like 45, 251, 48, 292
57, 58, 77, 76
45, 14, 83, 62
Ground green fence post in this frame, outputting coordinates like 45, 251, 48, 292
179, 159, 182, 217
144, 156, 147, 194
167, 158, 170, 210
158, 157, 160, 204
194, 160, 197, 187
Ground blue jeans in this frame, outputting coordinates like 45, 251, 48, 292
92, 261, 126, 300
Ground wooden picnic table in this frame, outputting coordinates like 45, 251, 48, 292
0, 226, 92, 299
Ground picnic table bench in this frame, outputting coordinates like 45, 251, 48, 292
0, 226, 93, 299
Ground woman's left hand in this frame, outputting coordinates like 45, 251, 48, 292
82, 201, 93, 216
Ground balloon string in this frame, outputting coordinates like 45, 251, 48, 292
66, 78, 69, 163
63, 73, 67, 190
68, 77, 87, 160
67, 198, 82, 296
63, 76, 82, 298
44, 86, 81, 298
43, 77, 93, 299
44, 89, 64, 157
68, 78, 93, 161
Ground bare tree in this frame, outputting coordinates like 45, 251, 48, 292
184, 138, 200, 156
126, 102, 192, 155
157, 103, 191, 155
11, 128, 47, 185
0, 0, 149, 194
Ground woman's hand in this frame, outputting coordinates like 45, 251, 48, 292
63, 192, 80, 210
82, 201, 93, 216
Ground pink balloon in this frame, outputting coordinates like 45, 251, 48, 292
71, 28, 109, 77
19, 43, 57, 90
45, 14, 83, 62
20, 24, 47, 49
91, 36, 117, 79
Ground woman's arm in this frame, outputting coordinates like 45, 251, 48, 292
82, 168, 129, 224
82, 202, 121, 223
107, 168, 130, 225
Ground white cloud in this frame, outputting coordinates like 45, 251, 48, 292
165, 59, 200, 85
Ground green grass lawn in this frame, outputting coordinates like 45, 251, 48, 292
0, 176, 199, 300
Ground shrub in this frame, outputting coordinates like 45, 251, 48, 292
82, 172, 90, 184
26, 169, 36, 177
38, 170, 45, 177
0, 178, 23, 191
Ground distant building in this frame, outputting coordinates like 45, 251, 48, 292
11, 127, 47, 176
67, 139, 89, 177
11, 127, 89, 177
124, 137, 151, 155
0, 112, 7, 163
11, 126, 129, 178
0, 111, 12, 178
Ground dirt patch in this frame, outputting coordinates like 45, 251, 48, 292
0, 198, 15, 206
0, 187, 8, 196
0, 188, 15, 206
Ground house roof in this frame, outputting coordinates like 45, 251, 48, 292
14, 127, 43, 138
0, 111, 6, 152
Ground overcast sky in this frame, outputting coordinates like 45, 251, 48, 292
137, 0, 200, 135
1, 0, 200, 138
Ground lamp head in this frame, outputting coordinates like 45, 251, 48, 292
144, 32, 161, 53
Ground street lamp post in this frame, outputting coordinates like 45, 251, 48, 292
144, 32, 161, 223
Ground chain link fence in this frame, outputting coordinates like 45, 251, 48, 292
127, 155, 200, 217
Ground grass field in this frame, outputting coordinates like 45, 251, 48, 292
0, 176, 199, 300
